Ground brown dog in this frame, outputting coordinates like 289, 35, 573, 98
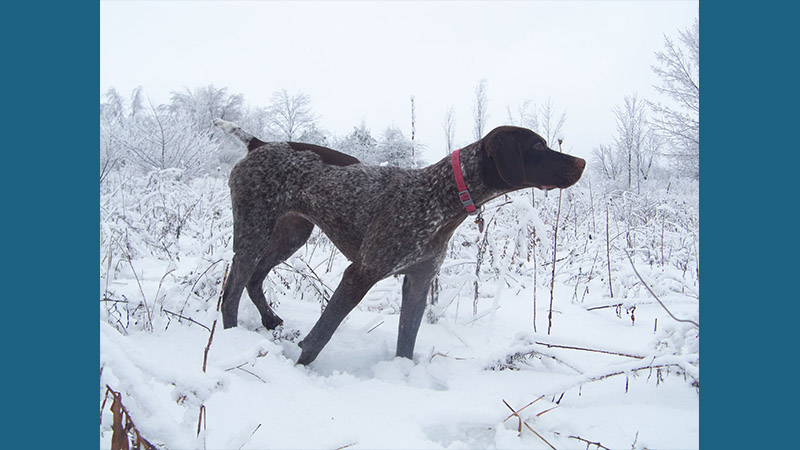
213, 119, 585, 365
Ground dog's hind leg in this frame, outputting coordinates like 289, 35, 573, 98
246, 213, 315, 330
221, 204, 278, 329
221, 247, 263, 329
396, 260, 439, 359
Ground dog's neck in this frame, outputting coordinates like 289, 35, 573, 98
420, 141, 508, 229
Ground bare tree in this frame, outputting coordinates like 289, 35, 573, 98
613, 94, 649, 192
169, 85, 244, 131
410, 96, 417, 167
472, 78, 489, 140
442, 106, 456, 155
649, 18, 699, 179
506, 99, 538, 130
591, 143, 622, 182
266, 89, 317, 141
378, 125, 414, 168
100, 87, 222, 177
538, 98, 566, 147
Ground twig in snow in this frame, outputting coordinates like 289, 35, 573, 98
125, 254, 153, 332
154, 267, 176, 312
199, 263, 229, 438
503, 396, 544, 424
162, 309, 211, 332
606, 202, 613, 298
202, 263, 228, 373
569, 434, 610, 450
502, 398, 557, 450
586, 303, 623, 311
238, 424, 262, 450
533, 340, 646, 359
624, 249, 699, 328
548, 189, 563, 335
231, 365, 268, 383
366, 320, 384, 334
179, 258, 224, 317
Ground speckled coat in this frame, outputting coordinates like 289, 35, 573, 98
212, 119, 585, 365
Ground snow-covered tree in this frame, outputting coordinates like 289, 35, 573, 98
442, 106, 456, 155
336, 121, 378, 164
537, 98, 567, 148
649, 18, 699, 179
506, 98, 566, 148
472, 78, 489, 140
168, 85, 245, 132
592, 94, 661, 192
100, 87, 224, 177
265, 89, 318, 141
377, 125, 414, 167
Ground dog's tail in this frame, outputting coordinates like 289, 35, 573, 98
212, 118, 266, 152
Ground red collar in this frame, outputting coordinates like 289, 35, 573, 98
450, 149, 478, 215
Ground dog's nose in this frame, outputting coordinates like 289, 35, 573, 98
575, 157, 586, 170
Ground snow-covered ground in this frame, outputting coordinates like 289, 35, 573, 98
100, 171, 699, 449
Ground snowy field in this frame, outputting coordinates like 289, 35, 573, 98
100, 170, 699, 449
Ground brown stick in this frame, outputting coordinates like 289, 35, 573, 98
606, 202, 613, 298
534, 340, 646, 359
198, 263, 230, 439
202, 263, 229, 373
548, 189, 563, 335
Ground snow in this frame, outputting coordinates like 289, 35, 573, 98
100, 172, 699, 449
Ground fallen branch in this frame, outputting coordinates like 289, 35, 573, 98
546, 355, 699, 396
533, 341, 646, 360
624, 249, 699, 328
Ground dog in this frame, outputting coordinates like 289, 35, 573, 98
212, 118, 585, 365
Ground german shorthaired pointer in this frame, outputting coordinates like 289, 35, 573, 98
212, 118, 585, 365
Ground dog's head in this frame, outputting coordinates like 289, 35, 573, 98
481, 126, 585, 191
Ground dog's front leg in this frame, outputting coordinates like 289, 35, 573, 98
297, 263, 379, 365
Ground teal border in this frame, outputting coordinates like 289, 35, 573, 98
6, 2, 794, 448
701, 2, 795, 448
3, 2, 97, 447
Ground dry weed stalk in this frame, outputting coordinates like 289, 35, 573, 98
502, 398, 557, 450
606, 202, 613, 298
198, 262, 229, 439
125, 254, 153, 332
548, 189, 562, 335
237, 423, 263, 450
103, 385, 156, 450
179, 258, 223, 318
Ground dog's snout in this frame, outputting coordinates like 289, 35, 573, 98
575, 157, 586, 171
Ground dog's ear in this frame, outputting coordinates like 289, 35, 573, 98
485, 129, 525, 187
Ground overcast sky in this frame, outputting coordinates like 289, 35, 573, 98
100, 0, 698, 163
